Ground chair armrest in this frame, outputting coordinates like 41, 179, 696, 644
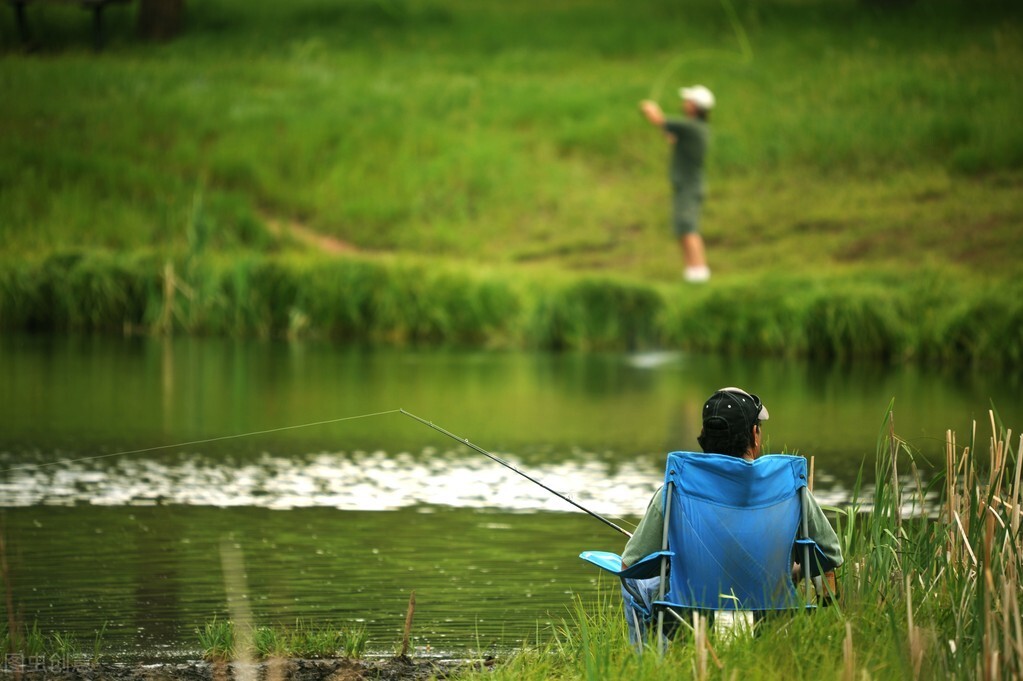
794, 538, 836, 577
579, 550, 673, 579
579, 550, 624, 573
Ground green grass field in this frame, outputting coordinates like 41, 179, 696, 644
3, 0, 1021, 276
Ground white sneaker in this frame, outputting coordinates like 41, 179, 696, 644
683, 266, 711, 283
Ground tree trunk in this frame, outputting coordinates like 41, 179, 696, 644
137, 0, 184, 41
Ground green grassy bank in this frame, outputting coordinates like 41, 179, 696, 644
3, 250, 1021, 366
2, 0, 1021, 359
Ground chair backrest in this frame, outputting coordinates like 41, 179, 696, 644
662, 452, 807, 611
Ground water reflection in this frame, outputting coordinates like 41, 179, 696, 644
0, 447, 663, 514
1, 504, 617, 661
0, 447, 935, 516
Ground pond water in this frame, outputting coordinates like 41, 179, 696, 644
0, 335, 1018, 660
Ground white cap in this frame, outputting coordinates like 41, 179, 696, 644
679, 85, 715, 111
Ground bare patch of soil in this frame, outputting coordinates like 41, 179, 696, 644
264, 217, 359, 255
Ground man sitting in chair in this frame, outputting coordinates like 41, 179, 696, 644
619, 387, 844, 645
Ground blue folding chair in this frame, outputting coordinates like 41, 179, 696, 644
580, 452, 829, 650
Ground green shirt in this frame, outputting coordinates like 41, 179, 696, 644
664, 117, 708, 196
621, 482, 844, 571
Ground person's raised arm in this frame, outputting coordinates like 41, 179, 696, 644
639, 99, 666, 127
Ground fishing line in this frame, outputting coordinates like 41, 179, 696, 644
648, 0, 753, 101
0, 409, 402, 474
3, 407, 637, 538
400, 409, 633, 538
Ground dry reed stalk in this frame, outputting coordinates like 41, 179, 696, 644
988, 411, 1000, 492
842, 622, 855, 681
947, 429, 960, 566
400, 590, 416, 658
984, 510, 996, 578
1010, 578, 1023, 680
1003, 577, 1012, 681
961, 429, 974, 562
906, 575, 924, 681
953, 512, 978, 566
1011, 435, 1023, 678
971, 419, 978, 506
693, 612, 708, 681
889, 412, 902, 535
984, 566, 994, 681
991, 496, 1015, 511
982, 414, 1003, 628
1010, 434, 1023, 538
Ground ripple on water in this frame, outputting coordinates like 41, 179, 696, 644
0, 447, 883, 513
0, 448, 665, 515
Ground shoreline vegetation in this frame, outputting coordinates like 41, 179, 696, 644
2, 408, 1020, 679
1, 250, 1020, 366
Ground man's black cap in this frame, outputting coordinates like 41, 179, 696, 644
702, 387, 770, 438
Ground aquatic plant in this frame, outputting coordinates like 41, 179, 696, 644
91, 622, 108, 664
251, 626, 288, 659
200, 618, 367, 661
196, 616, 234, 662
47, 631, 79, 661
284, 620, 347, 660
0, 620, 104, 665
341, 624, 368, 659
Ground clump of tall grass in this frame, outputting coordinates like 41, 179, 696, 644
523, 275, 663, 351
2, 250, 1022, 367
834, 404, 1023, 680
932, 295, 1023, 368
0, 621, 107, 666
197, 618, 367, 662
196, 616, 234, 663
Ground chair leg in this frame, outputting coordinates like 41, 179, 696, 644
659, 607, 710, 641
656, 482, 674, 656
656, 610, 665, 656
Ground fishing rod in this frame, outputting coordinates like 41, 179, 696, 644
400, 409, 632, 538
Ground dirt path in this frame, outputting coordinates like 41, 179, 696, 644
264, 217, 359, 255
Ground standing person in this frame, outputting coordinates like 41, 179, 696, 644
639, 85, 714, 283
619, 387, 844, 646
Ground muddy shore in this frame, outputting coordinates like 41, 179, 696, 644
0, 656, 486, 680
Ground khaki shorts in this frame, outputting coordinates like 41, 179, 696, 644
672, 191, 703, 236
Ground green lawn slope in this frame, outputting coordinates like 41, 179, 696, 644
1, 0, 1021, 358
